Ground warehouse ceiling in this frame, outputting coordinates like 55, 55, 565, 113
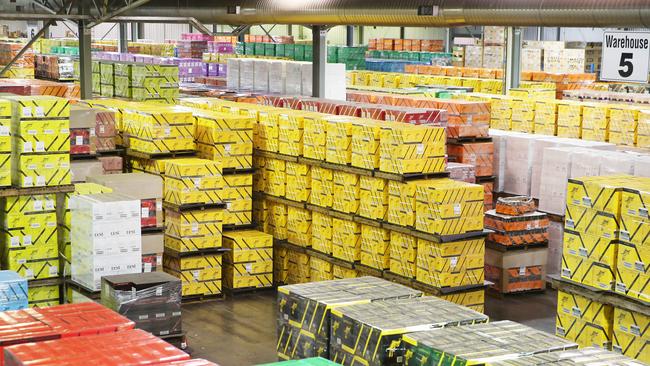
5, 0, 650, 27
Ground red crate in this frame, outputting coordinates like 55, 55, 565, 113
160, 360, 219, 366
5, 329, 189, 366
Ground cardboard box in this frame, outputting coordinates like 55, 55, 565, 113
416, 237, 485, 288
312, 212, 333, 255
556, 290, 613, 349
485, 247, 547, 293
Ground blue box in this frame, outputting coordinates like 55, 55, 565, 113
0, 271, 28, 310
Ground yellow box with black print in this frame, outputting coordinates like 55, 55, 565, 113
163, 188, 222, 206
325, 116, 355, 165
309, 257, 333, 282
0, 153, 10, 187
11, 153, 70, 188
164, 233, 220, 253
351, 119, 382, 170
359, 176, 388, 221
165, 158, 221, 179
303, 113, 328, 160
164, 208, 222, 238
556, 290, 613, 349
387, 180, 422, 227
278, 111, 323, 157
264, 158, 286, 197
128, 135, 196, 154
390, 231, 417, 278
332, 171, 359, 214
310, 166, 333, 208
360, 225, 390, 270
286, 206, 311, 247
13, 119, 70, 153
224, 269, 273, 289
613, 307, 650, 364
561, 252, 615, 290
379, 122, 446, 175
332, 218, 361, 262
6, 95, 71, 119
196, 141, 253, 170
285, 162, 311, 202
3, 211, 57, 248
416, 237, 485, 276
439, 288, 485, 313
563, 229, 617, 267
163, 251, 222, 296
312, 212, 333, 255
616, 265, 650, 302
333, 265, 357, 280
3, 246, 59, 280
28, 284, 59, 306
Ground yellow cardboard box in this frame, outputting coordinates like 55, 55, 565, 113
359, 176, 388, 221
389, 231, 417, 278
287, 206, 311, 247
360, 225, 390, 270
332, 218, 361, 262
312, 212, 333, 255
285, 162, 311, 202
310, 166, 333, 208
332, 171, 359, 214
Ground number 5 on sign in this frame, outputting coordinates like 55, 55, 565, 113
601, 31, 650, 83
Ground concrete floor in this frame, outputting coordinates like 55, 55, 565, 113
182, 288, 558, 366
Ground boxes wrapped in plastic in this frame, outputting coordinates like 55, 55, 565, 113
101, 272, 182, 336
269, 61, 287, 94
239, 59, 255, 90
226, 58, 240, 89
253, 59, 270, 92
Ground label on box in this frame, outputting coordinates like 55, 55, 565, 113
245, 263, 252, 273
22, 107, 31, 117
24, 176, 33, 187
453, 203, 461, 216
225, 144, 231, 152
565, 219, 575, 229
23, 142, 33, 152
156, 201, 162, 211
49, 266, 58, 276
192, 223, 199, 233
156, 287, 162, 296
35, 107, 44, 118
10, 237, 19, 247
631, 325, 641, 336
582, 196, 592, 206
144, 262, 152, 273
25, 269, 34, 279
635, 261, 645, 272
30, 222, 41, 229
160, 330, 170, 336
157, 255, 162, 265
90, 128, 96, 136
44, 129, 53, 135
33, 200, 43, 211
450, 257, 458, 268
44, 162, 54, 169
139, 314, 149, 320
45, 199, 54, 210
17, 259, 26, 264
192, 270, 200, 280
0, 126, 8, 136
35, 141, 45, 152
36, 176, 46, 186
416, 143, 424, 155
141, 207, 149, 217
578, 248, 588, 257
193, 178, 201, 187
519, 266, 526, 276
75, 136, 84, 146
164, 127, 171, 136
156, 313, 165, 318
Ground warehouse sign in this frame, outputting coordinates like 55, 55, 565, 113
601, 31, 650, 83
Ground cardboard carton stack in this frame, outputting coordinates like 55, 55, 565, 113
70, 193, 141, 291
556, 289, 613, 349
276, 277, 422, 360
223, 230, 273, 290
123, 105, 195, 154
329, 297, 488, 365
163, 158, 224, 298
101, 272, 182, 337
484, 196, 550, 293
0, 271, 27, 310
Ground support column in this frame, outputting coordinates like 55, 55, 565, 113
346, 25, 354, 47
287, 25, 293, 36
119, 23, 128, 53
78, 7, 92, 99
505, 27, 522, 92
312, 25, 327, 98
444, 28, 452, 53
213, 24, 218, 33
131, 22, 138, 40
399, 27, 406, 39
137, 23, 145, 39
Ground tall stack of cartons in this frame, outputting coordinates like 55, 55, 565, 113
276, 277, 422, 360
609, 105, 640, 147
70, 193, 141, 291
0, 99, 11, 187
556, 289, 614, 349
6, 96, 70, 188
131, 63, 180, 104
100, 62, 114, 97
557, 100, 583, 139
482, 26, 505, 69
163, 158, 224, 298
223, 230, 273, 290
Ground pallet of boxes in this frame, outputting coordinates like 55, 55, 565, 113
484, 196, 550, 294
0, 96, 76, 307
554, 175, 650, 364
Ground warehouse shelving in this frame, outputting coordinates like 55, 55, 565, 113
0, 184, 75, 197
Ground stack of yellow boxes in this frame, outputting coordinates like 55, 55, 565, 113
416, 236, 485, 289
6, 96, 70, 188
477, 94, 511, 130
256, 107, 282, 152
286, 249, 310, 284
223, 230, 273, 290
387, 180, 423, 227
333, 265, 358, 279
613, 308, 649, 363
332, 171, 359, 214
2, 194, 59, 281
556, 289, 613, 349
557, 100, 583, 138
311, 212, 333, 255
533, 99, 559, 135
310, 166, 333, 208
265, 159, 286, 198
379, 123, 446, 175
193, 108, 255, 170
325, 116, 355, 165
332, 218, 361, 262
562, 175, 629, 291
415, 178, 485, 236
287, 206, 311, 247
609, 106, 640, 147
221, 174, 253, 226
279, 111, 325, 157
310, 256, 333, 282
351, 119, 382, 170
274, 246, 288, 285
509, 98, 536, 133
617, 183, 650, 302
123, 105, 195, 154
359, 176, 388, 221
163, 158, 224, 298
581, 103, 611, 142
303, 114, 329, 160
389, 231, 418, 278
638, 110, 650, 147
265, 201, 288, 241
0, 99, 10, 186
285, 162, 310, 202
360, 225, 390, 270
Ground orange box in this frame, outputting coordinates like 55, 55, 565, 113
447, 142, 494, 177
404, 64, 418, 74
484, 211, 549, 232
485, 247, 547, 293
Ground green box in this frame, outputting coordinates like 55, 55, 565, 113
264, 43, 276, 56
254, 42, 266, 55
284, 44, 296, 60
327, 46, 338, 63
294, 44, 305, 61
304, 45, 313, 60
235, 42, 245, 55
276, 44, 286, 57
244, 42, 255, 55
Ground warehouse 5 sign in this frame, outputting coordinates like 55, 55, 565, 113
601, 31, 650, 83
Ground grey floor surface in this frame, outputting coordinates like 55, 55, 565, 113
182, 288, 558, 366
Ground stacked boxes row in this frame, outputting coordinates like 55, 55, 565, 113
69, 106, 117, 155
163, 158, 224, 297
484, 198, 550, 293
349, 70, 504, 94
5, 96, 71, 188
123, 105, 195, 154
94, 61, 180, 103
276, 276, 422, 360
223, 230, 274, 289
0, 271, 28, 310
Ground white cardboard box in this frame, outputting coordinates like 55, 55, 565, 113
253, 59, 270, 92
269, 60, 287, 94
226, 58, 240, 90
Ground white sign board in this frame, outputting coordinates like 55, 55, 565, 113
601, 31, 650, 83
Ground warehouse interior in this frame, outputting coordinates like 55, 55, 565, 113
0, 1, 648, 365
